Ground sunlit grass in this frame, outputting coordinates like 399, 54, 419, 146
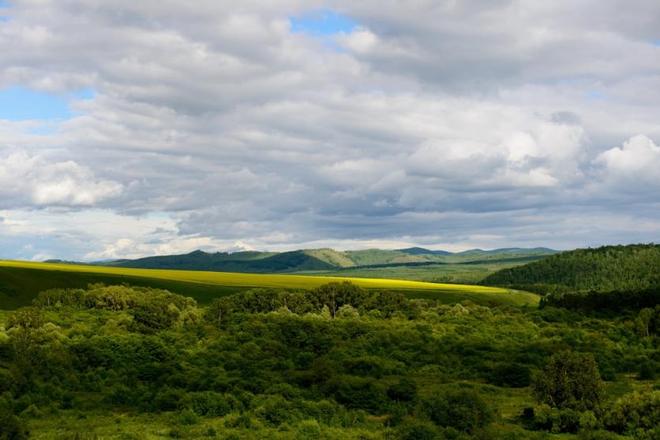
0, 260, 540, 308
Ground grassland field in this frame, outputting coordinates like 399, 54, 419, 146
296, 261, 525, 284
0, 260, 539, 309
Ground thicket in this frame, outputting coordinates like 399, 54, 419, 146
0, 282, 657, 439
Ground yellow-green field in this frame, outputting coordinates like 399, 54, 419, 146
0, 260, 539, 309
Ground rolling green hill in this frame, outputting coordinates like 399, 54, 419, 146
0, 260, 538, 310
103, 247, 557, 275
482, 244, 660, 295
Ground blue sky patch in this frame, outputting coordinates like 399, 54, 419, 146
585, 90, 607, 101
290, 9, 357, 36
0, 86, 95, 121
0, 0, 9, 22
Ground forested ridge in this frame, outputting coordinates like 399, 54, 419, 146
482, 244, 660, 295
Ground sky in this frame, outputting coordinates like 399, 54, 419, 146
0, 0, 659, 261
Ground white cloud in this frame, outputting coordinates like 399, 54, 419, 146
0, 0, 658, 259
596, 134, 660, 184
0, 150, 122, 207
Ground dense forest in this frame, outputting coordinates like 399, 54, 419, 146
0, 282, 658, 439
482, 244, 660, 311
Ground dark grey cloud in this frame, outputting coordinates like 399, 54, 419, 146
0, 0, 658, 259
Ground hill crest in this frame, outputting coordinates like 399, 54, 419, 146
94, 246, 558, 273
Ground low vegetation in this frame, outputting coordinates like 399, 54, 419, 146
0, 281, 657, 439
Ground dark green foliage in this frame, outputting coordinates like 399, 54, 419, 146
396, 419, 442, 440
325, 375, 387, 412
488, 363, 531, 388
603, 390, 659, 436
206, 282, 411, 325
531, 406, 583, 433
34, 284, 197, 333
638, 360, 658, 380
484, 244, 660, 312
541, 289, 659, 312
177, 409, 199, 425
6, 308, 44, 330
532, 351, 604, 411
387, 378, 418, 402
0, 413, 29, 440
153, 387, 184, 411
181, 392, 232, 417
421, 389, 493, 433
0, 280, 657, 438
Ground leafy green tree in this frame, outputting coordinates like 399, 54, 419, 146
533, 351, 604, 411
635, 307, 655, 337
314, 282, 365, 318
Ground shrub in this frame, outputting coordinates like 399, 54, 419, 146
325, 376, 388, 413
6, 308, 44, 330
0, 413, 29, 440
225, 413, 253, 429
295, 419, 322, 439
182, 392, 231, 417
177, 409, 199, 425
343, 356, 386, 378
603, 390, 659, 435
336, 304, 360, 319
421, 389, 493, 433
577, 430, 621, 440
255, 396, 300, 426
578, 410, 599, 431
396, 418, 441, 440
153, 388, 184, 412
638, 360, 657, 380
533, 406, 594, 434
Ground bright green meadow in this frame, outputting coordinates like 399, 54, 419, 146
0, 260, 538, 309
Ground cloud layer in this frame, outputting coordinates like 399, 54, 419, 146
0, 0, 658, 259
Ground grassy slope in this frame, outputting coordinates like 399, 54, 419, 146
297, 259, 547, 284
303, 248, 356, 267
0, 260, 539, 309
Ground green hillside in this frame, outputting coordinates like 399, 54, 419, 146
482, 244, 660, 294
104, 247, 557, 278
0, 260, 538, 310
303, 248, 356, 267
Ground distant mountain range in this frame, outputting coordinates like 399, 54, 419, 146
85, 247, 558, 273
